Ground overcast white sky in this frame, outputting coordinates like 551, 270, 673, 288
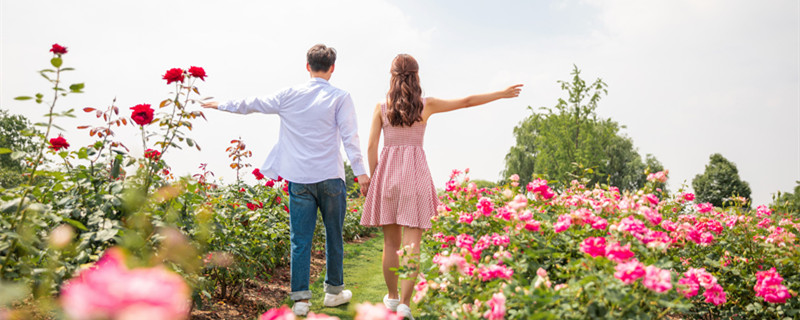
1, 0, 798, 206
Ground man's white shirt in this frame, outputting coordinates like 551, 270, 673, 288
218, 77, 367, 184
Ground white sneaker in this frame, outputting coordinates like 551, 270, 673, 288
383, 294, 400, 311
292, 301, 311, 316
396, 304, 414, 320
323, 289, 352, 307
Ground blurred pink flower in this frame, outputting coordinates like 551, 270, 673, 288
590, 217, 608, 230
354, 303, 402, 320
457, 211, 474, 224
60, 248, 191, 320
755, 268, 791, 304
524, 220, 541, 232
642, 266, 672, 293
682, 193, 695, 201
677, 276, 700, 298
644, 194, 659, 206
456, 234, 474, 251
756, 205, 773, 217
259, 306, 296, 320
694, 202, 714, 213
703, 283, 727, 305
605, 242, 634, 263
614, 260, 645, 285
483, 292, 506, 320
580, 237, 607, 258
477, 264, 513, 282
477, 197, 494, 216
554, 214, 572, 233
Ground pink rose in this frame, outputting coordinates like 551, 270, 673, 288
60, 248, 191, 320
483, 292, 506, 320
605, 242, 634, 263
642, 265, 672, 293
703, 283, 727, 305
580, 237, 606, 258
614, 260, 645, 285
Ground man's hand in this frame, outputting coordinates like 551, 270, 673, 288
201, 101, 219, 109
357, 174, 370, 197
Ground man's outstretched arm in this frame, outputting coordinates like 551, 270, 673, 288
201, 91, 284, 114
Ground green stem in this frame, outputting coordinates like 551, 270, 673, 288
1, 62, 62, 278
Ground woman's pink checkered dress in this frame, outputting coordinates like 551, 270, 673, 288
360, 102, 439, 229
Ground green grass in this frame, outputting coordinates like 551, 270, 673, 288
283, 234, 419, 319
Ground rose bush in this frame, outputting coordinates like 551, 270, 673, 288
0, 43, 375, 319
412, 170, 799, 319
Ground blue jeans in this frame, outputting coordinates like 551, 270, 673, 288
287, 178, 346, 301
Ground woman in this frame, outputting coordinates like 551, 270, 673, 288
360, 53, 522, 319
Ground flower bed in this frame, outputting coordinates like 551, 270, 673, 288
410, 170, 798, 319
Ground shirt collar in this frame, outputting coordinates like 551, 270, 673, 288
309, 77, 330, 85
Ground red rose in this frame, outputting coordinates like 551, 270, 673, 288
283, 205, 289, 212
162, 68, 185, 84
277, 176, 283, 182
275, 197, 281, 204
130, 104, 154, 126
188, 66, 207, 81
50, 43, 68, 55
252, 168, 264, 180
49, 135, 70, 151
246, 202, 257, 211
354, 177, 358, 182
144, 148, 161, 161
265, 180, 275, 187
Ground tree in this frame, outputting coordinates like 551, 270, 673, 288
503, 66, 661, 191
0, 109, 39, 188
692, 153, 752, 207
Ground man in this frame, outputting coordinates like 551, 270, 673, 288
202, 44, 369, 316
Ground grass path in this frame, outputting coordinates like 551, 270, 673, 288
288, 234, 419, 319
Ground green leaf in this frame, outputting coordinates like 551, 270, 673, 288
62, 218, 88, 231
51, 57, 63, 68
14, 96, 32, 100
69, 83, 85, 93
61, 67, 75, 71
0, 148, 11, 154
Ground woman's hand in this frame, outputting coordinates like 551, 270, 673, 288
501, 84, 524, 99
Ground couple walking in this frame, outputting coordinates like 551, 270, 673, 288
202, 44, 522, 318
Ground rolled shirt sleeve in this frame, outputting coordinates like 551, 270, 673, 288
336, 93, 368, 177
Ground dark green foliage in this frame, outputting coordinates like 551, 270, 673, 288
0, 110, 39, 188
692, 153, 752, 207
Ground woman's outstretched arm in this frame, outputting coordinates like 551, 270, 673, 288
423, 84, 523, 120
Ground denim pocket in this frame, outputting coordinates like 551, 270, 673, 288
322, 179, 344, 197
289, 182, 310, 196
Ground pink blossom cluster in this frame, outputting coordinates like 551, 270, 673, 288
483, 292, 507, 320
676, 268, 726, 305
553, 208, 608, 233
754, 268, 791, 304
613, 261, 672, 293
646, 170, 668, 183
526, 178, 555, 200
59, 248, 191, 320
580, 236, 639, 264
477, 264, 514, 282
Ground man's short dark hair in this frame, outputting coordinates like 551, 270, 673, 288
307, 44, 336, 72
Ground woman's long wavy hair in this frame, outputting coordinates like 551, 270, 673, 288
386, 54, 423, 127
